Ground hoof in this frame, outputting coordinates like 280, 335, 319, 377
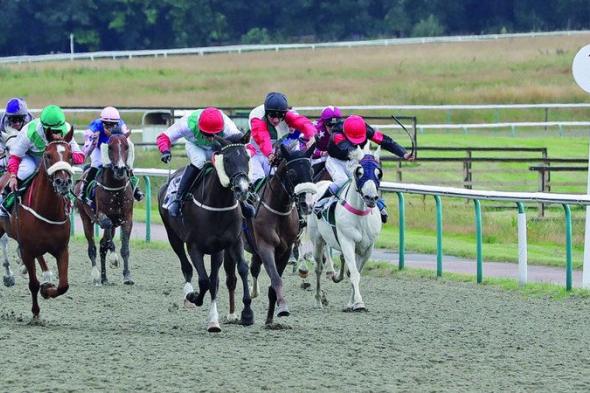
240, 308, 254, 326
264, 322, 292, 330
183, 298, 197, 309
300, 282, 311, 290
277, 303, 290, 317
207, 321, 221, 333
3, 275, 15, 287
123, 274, 134, 285
352, 303, 367, 312
298, 268, 309, 279
108, 253, 120, 268
40, 282, 55, 299
224, 313, 240, 324
185, 291, 203, 307
325, 271, 335, 280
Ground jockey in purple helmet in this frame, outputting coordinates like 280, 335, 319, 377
0, 98, 34, 173
78, 106, 144, 204
311, 106, 342, 176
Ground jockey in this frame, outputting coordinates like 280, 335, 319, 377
248, 92, 316, 183
78, 106, 144, 205
314, 114, 414, 223
156, 107, 254, 217
312, 105, 343, 175
6, 105, 85, 192
0, 98, 34, 174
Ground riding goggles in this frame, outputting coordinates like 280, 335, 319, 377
267, 110, 286, 120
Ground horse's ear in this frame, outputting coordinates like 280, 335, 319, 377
240, 130, 251, 144
374, 145, 381, 163
363, 141, 372, 154
64, 125, 74, 142
212, 134, 229, 147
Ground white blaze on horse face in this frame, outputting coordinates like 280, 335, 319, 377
361, 180, 378, 200
56, 144, 65, 162
117, 140, 125, 168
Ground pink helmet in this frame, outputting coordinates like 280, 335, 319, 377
198, 107, 224, 135
343, 115, 367, 145
100, 106, 121, 122
320, 106, 342, 124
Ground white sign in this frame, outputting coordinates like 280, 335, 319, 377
573, 44, 590, 93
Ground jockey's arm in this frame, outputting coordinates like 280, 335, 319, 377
250, 117, 272, 157
69, 138, 85, 165
367, 124, 408, 158
221, 112, 241, 138
6, 131, 31, 176
82, 128, 98, 157
284, 111, 316, 147
327, 133, 355, 161
156, 116, 191, 154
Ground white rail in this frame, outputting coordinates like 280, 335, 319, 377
1, 30, 588, 64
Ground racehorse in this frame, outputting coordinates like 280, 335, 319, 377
245, 144, 317, 326
75, 131, 135, 285
307, 147, 383, 311
158, 135, 253, 332
0, 132, 75, 318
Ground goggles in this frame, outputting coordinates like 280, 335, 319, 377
267, 110, 286, 120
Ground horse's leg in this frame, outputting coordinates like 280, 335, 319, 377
339, 240, 365, 311
107, 226, 120, 269
226, 241, 253, 326
163, 224, 194, 308
206, 252, 223, 332
1, 234, 15, 287
120, 221, 134, 285
37, 256, 54, 283
80, 211, 99, 285
99, 224, 113, 285
250, 253, 262, 299
313, 239, 326, 309
40, 247, 69, 300
21, 249, 40, 318
257, 245, 288, 325
324, 248, 336, 280
223, 249, 238, 322
185, 244, 209, 307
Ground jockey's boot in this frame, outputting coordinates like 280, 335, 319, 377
376, 198, 388, 224
169, 164, 200, 217
79, 167, 98, 206
313, 183, 339, 218
129, 170, 144, 201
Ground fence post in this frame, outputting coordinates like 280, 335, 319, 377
537, 166, 547, 217
396, 160, 402, 182
516, 202, 527, 286
434, 195, 443, 277
143, 175, 152, 242
464, 150, 472, 189
473, 199, 483, 283
70, 208, 75, 237
396, 192, 405, 270
563, 204, 573, 291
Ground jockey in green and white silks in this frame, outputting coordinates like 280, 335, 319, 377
7, 105, 84, 186
156, 107, 247, 217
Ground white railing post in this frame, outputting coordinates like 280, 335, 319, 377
583, 143, 590, 288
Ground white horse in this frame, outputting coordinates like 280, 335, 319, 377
308, 147, 383, 311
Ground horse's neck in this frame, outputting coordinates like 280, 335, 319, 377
26, 170, 64, 216
197, 172, 234, 205
264, 174, 291, 210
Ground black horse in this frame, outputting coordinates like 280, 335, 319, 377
243, 144, 316, 327
158, 135, 253, 332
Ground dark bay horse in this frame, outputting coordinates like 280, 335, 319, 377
74, 132, 135, 285
0, 133, 75, 318
245, 144, 317, 326
159, 135, 253, 332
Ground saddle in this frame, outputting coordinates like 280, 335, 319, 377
161, 164, 214, 211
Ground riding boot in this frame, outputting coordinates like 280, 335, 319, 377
376, 198, 388, 224
129, 170, 144, 201
80, 167, 98, 206
313, 183, 339, 218
169, 165, 200, 217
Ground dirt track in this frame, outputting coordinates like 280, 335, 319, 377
1, 242, 590, 393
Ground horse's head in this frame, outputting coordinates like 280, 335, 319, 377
276, 143, 317, 215
352, 152, 383, 208
105, 130, 130, 180
43, 128, 74, 196
211, 134, 251, 201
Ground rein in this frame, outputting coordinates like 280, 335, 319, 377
96, 179, 130, 192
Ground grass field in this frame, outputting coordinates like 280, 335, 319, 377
4, 32, 590, 267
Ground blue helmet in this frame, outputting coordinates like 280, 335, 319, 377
264, 92, 288, 112
5, 98, 28, 116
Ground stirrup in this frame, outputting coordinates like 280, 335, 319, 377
134, 188, 144, 202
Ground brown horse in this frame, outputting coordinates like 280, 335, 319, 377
244, 144, 316, 326
74, 132, 134, 285
0, 133, 75, 318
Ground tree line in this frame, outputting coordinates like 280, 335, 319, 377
2, 0, 588, 56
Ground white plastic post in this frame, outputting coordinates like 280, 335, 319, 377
518, 211, 528, 286
583, 143, 590, 288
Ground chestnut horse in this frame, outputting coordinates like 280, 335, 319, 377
0, 133, 75, 318
74, 132, 134, 285
244, 144, 317, 326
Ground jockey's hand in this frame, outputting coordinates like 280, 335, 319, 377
90, 131, 99, 144
8, 175, 17, 192
160, 151, 172, 163
268, 153, 276, 164
403, 152, 415, 161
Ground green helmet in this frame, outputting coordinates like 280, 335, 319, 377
40, 105, 68, 135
